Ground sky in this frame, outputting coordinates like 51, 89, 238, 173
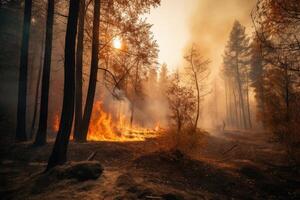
146, 0, 198, 70
146, 0, 256, 72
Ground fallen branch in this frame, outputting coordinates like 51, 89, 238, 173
87, 151, 97, 161
222, 144, 238, 155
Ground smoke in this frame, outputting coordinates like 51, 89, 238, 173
185, 0, 256, 131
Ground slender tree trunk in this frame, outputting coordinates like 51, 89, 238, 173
80, 0, 100, 142
16, 0, 32, 142
232, 84, 239, 128
224, 79, 229, 125
130, 103, 135, 128
189, 50, 200, 130
130, 61, 140, 128
74, 0, 85, 141
34, 0, 55, 146
235, 54, 247, 129
29, 32, 44, 139
194, 72, 200, 130
46, 0, 79, 170
245, 71, 252, 129
259, 76, 266, 128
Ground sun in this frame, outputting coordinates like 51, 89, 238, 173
113, 37, 122, 49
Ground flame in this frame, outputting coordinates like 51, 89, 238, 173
53, 113, 60, 132
87, 101, 160, 141
51, 101, 161, 142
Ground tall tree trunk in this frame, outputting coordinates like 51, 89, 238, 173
194, 71, 200, 130
46, 0, 79, 170
80, 0, 100, 142
130, 103, 135, 128
29, 32, 44, 139
245, 71, 252, 129
189, 50, 200, 130
235, 54, 247, 129
224, 79, 229, 125
34, 0, 55, 146
232, 85, 239, 128
74, 0, 85, 141
16, 0, 32, 142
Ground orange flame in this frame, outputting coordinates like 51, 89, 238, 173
52, 101, 161, 141
53, 113, 60, 132
87, 101, 160, 141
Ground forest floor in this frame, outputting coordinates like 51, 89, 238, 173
0, 130, 300, 200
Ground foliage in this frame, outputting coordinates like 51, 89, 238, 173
166, 72, 196, 133
251, 0, 300, 163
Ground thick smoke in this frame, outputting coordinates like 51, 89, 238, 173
185, 0, 256, 131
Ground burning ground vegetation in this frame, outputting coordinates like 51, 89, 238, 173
52, 101, 163, 142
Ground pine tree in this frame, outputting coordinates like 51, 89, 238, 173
223, 21, 251, 129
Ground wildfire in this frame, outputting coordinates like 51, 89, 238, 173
51, 101, 161, 142
87, 101, 160, 141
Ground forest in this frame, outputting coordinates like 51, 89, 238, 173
0, 0, 299, 199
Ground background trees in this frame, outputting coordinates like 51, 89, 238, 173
222, 21, 252, 130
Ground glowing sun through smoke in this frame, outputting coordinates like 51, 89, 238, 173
113, 37, 122, 49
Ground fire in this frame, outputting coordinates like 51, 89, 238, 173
51, 101, 161, 141
87, 101, 160, 141
53, 113, 60, 132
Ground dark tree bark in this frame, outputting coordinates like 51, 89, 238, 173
16, 0, 32, 142
34, 0, 55, 146
80, 0, 100, 142
74, 0, 85, 141
46, 0, 80, 170
245, 72, 252, 129
29, 42, 43, 139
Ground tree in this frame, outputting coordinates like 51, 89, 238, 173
249, 34, 266, 127
184, 44, 210, 130
74, 0, 85, 141
167, 72, 196, 134
80, 0, 101, 142
251, 0, 300, 162
46, 0, 80, 170
159, 63, 169, 93
16, 0, 32, 142
74, 0, 85, 140
34, 0, 55, 146
222, 21, 251, 129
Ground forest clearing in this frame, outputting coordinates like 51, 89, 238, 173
1, 0, 300, 199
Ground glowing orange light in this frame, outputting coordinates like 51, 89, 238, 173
87, 101, 160, 142
53, 114, 60, 132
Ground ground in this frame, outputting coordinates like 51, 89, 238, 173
1, 130, 299, 200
